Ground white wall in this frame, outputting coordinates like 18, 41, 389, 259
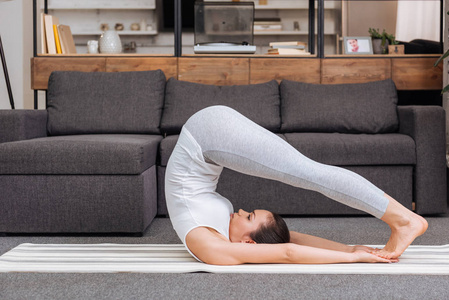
0, 0, 33, 109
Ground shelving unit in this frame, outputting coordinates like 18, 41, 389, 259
37, 0, 342, 55
43, 0, 158, 53
249, 0, 342, 54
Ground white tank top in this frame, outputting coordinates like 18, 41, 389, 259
165, 127, 233, 261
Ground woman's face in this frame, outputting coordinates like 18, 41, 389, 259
228, 209, 272, 243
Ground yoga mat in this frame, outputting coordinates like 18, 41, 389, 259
1, 243, 448, 274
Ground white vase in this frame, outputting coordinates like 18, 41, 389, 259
99, 30, 122, 54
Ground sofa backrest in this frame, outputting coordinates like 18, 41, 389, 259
280, 79, 399, 134
46, 70, 166, 135
160, 78, 281, 135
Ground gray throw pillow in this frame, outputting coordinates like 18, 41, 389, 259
161, 78, 281, 134
280, 79, 399, 133
47, 70, 166, 135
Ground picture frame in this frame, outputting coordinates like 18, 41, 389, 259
343, 37, 373, 55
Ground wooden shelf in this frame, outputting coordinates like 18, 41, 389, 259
254, 31, 337, 36
325, 54, 440, 58
48, 0, 155, 10
37, 53, 173, 57
71, 30, 158, 36
48, 7, 156, 10
182, 54, 316, 58
31, 56, 442, 91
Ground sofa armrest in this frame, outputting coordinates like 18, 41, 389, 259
0, 110, 48, 143
398, 106, 447, 214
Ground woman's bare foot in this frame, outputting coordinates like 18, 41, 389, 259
374, 194, 428, 259
375, 213, 428, 259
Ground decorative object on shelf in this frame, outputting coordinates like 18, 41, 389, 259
100, 23, 109, 31
369, 28, 389, 54
259, 0, 267, 5
130, 23, 140, 31
140, 19, 147, 31
87, 40, 99, 54
115, 23, 124, 31
388, 45, 404, 55
294, 21, 300, 31
384, 32, 404, 55
99, 30, 122, 54
124, 41, 137, 53
147, 25, 153, 31
343, 36, 373, 55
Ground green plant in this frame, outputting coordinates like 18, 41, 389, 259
434, 11, 449, 94
385, 33, 399, 45
368, 28, 383, 39
369, 28, 399, 46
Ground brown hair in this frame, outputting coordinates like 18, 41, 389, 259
250, 212, 290, 244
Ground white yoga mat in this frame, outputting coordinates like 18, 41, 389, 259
1, 243, 448, 274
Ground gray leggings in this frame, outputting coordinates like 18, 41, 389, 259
184, 105, 388, 218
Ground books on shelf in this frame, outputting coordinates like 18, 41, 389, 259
41, 13, 76, 54
58, 25, 77, 54
267, 41, 310, 55
53, 24, 62, 54
40, 13, 48, 54
269, 41, 307, 47
44, 14, 58, 54
267, 48, 310, 55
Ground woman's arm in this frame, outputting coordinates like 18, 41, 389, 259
186, 227, 393, 265
290, 231, 354, 252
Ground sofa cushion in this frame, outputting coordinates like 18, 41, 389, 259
47, 70, 166, 135
159, 133, 287, 167
0, 134, 163, 175
280, 79, 399, 134
283, 133, 416, 166
161, 78, 281, 135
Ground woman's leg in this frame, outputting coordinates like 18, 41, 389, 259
184, 106, 427, 257
184, 106, 387, 218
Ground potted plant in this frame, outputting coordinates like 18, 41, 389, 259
369, 28, 389, 54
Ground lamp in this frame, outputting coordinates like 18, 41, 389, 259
0, 0, 15, 109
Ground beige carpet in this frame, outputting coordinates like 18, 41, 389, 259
1, 243, 448, 274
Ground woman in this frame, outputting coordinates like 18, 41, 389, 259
165, 106, 427, 265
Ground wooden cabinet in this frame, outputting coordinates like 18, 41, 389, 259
178, 58, 250, 85
250, 58, 320, 84
392, 58, 443, 90
321, 58, 391, 84
105, 57, 177, 77
31, 55, 442, 92
31, 57, 106, 89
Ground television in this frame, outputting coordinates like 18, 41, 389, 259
162, 0, 200, 31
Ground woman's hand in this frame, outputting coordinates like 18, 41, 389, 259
353, 250, 399, 263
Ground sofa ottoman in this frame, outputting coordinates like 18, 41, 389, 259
0, 70, 166, 233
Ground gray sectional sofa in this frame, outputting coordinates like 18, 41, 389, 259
0, 70, 446, 234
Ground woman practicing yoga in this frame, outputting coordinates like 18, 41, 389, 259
165, 106, 428, 265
